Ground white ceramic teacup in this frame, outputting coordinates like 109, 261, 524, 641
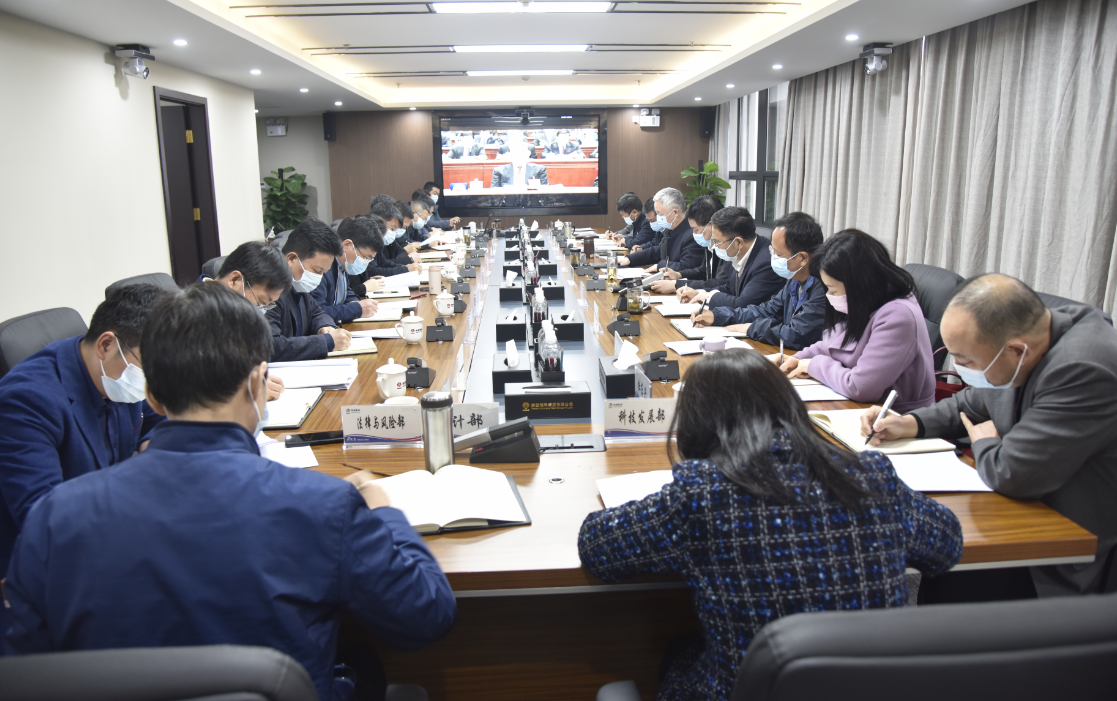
375, 358, 408, 399
699, 335, 726, 352
395, 315, 424, 344
383, 395, 419, 406
434, 291, 456, 317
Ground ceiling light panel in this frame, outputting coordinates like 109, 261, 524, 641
465, 69, 575, 76
433, 2, 611, 13
453, 44, 588, 52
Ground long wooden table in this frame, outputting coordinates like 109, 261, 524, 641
270, 232, 1096, 700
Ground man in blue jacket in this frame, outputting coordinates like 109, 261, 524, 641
421, 182, 460, 231
607, 193, 655, 251
678, 206, 784, 310
692, 211, 828, 350
312, 216, 382, 325
650, 195, 727, 294
267, 217, 352, 361
5, 283, 457, 700
618, 187, 702, 273
0, 283, 174, 636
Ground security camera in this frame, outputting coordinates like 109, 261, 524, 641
115, 44, 153, 79
859, 42, 892, 76
520, 110, 532, 125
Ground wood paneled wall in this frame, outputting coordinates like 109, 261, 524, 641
328, 107, 710, 231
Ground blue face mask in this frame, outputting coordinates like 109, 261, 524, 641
383, 228, 398, 245
650, 217, 669, 233
692, 225, 710, 248
770, 251, 804, 280
431, 194, 438, 203
955, 343, 1027, 390
344, 252, 370, 275
414, 215, 427, 229
713, 238, 738, 262
622, 216, 633, 227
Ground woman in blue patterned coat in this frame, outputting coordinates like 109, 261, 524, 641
578, 349, 963, 701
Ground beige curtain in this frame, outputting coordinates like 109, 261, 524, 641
778, 0, 1117, 312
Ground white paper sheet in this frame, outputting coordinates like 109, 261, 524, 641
327, 337, 379, 357
596, 471, 674, 509
663, 340, 705, 355
376, 299, 418, 311
256, 434, 319, 468
669, 320, 748, 339
646, 295, 680, 304
351, 328, 403, 339
380, 271, 421, 288
889, 452, 992, 492
655, 303, 701, 317
263, 387, 323, 429
269, 358, 359, 390
794, 384, 849, 402
616, 268, 649, 279
354, 308, 403, 323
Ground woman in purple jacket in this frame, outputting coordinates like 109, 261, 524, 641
780, 229, 935, 412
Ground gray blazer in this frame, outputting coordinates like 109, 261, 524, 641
490, 163, 548, 188
909, 306, 1117, 595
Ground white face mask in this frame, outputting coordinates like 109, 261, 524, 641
100, 338, 146, 404
246, 369, 270, 438
622, 216, 633, 227
414, 215, 427, 229
430, 194, 438, 203
344, 251, 371, 275
291, 258, 323, 294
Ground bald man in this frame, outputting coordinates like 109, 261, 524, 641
862, 274, 1117, 597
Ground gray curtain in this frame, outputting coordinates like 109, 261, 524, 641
778, 0, 1117, 313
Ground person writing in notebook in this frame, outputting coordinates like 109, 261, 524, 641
649, 195, 727, 295
578, 349, 962, 701
690, 211, 827, 350
676, 206, 784, 310
0, 283, 175, 637
862, 274, 1117, 597
268, 216, 352, 361
311, 216, 381, 325
778, 229, 935, 413
4, 283, 457, 700
616, 187, 702, 273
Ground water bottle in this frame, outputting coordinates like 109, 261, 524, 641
531, 288, 549, 324
539, 327, 563, 373
607, 251, 618, 288
420, 391, 454, 474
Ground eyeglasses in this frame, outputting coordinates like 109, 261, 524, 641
242, 276, 277, 311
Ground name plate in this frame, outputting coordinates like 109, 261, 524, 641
603, 398, 676, 442
451, 402, 500, 437
342, 405, 422, 448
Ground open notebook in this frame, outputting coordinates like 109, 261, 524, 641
262, 387, 323, 430
373, 465, 531, 534
354, 308, 403, 323
368, 287, 411, 299
809, 409, 956, 455
327, 337, 378, 357
656, 303, 701, 318
669, 319, 747, 339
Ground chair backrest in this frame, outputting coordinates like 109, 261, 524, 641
0, 645, 319, 701
201, 256, 227, 280
1036, 291, 1113, 326
0, 307, 87, 378
904, 263, 964, 370
105, 273, 180, 298
331, 219, 344, 232
734, 593, 1117, 701
270, 230, 293, 253
755, 226, 773, 240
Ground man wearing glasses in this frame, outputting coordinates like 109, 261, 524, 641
677, 206, 784, 310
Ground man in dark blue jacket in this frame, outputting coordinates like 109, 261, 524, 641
608, 193, 656, 252
692, 212, 827, 350
267, 217, 351, 361
5, 283, 457, 700
679, 206, 784, 310
651, 195, 727, 294
0, 283, 174, 636
619, 187, 702, 273
421, 182, 460, 231
313, 216, 382, 325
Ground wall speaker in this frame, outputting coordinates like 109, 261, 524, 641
699, 107, 715, 139
323, 111, 337, 141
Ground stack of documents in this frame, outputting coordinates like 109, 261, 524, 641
616, 268, 650, 280
669, 319, 747, 339
263, 387, 323, 429
380, 271, 422, 288
376, 299, 418, 312
269, 358, 359, 390
655, 303, 701, 318
663, 338, 752, 355
352, 328, 403, 339
328, 337, 379, 357
791, 379, 849, 402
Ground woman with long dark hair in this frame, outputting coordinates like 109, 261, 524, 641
578, 350, 962, 701
780, 229, 936, 412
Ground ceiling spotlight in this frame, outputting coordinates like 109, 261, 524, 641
254, 109, 259, 113
410, 107, 417, 110
773, 64, 783, 69
173, 39, 188, 47
632, 104, 640, 107
726, 83, 734, 88
694, 97, 702, 101
299, 88, 309, 93
250, 69, 261, 75
335, 101, 343, 106
846, 33, 859, 41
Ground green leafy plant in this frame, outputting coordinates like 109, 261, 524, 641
681, 161, 731, 206
262, 167, 309, 233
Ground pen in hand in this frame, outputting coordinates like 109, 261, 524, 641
778, 339, 784, 366
865, 389, 899, 445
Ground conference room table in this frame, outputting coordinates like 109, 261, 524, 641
268, 230, 1097, 700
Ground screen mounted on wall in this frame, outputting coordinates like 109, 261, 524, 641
433, 110, 606, 218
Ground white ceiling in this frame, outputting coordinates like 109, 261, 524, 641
0, 0, 1032, 114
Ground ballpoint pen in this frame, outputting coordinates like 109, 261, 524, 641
865, 389, 899, 445
779, 339, 784, 366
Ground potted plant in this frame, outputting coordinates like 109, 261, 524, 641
262, 167, 309, 233
681, 161, 730, 205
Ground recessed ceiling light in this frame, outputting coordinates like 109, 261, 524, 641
694, 97, 702, 101
434, 2, 610, 13
726, 83, 734, 88
254, 109, 259, 113
466, 69, 574, 76
410, 107, 417, 110
250, 69, 261, 75
773, 64, 783, 69
454, 44, 587, 53
632, 104, 640, 107
173, 39, 188, 47
335, 101, 343, 106
299, 88, 309, 93
846, 33, 859, 41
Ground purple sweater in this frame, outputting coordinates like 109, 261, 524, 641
797, 294, 935, 413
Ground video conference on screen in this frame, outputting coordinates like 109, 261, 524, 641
437, 113, 602, 213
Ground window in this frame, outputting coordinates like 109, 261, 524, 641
725, 84, 787, 227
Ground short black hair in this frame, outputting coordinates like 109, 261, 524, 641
142, 283, 272, 415
84, 283, 177, 350
394, 200, 413, 223
370, 193, 396, 210
218, 241, 292, 293
642, 196, 657, 215
686, 195, 724, 227
812, 229, 915, 347
337, 215, 385, 254
423, 182, 438, 193
370, 202, 401, 227
710, 206, 756, 241
283, 216, 343, 259
772, 212, 824, 255
616, 193, 642, 213
948, 274, 1049, 347
411, 193, 434, 212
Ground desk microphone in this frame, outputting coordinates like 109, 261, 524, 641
453, 417, 532, 451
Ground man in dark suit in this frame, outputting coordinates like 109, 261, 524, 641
678, 206, 784, 309
619, 187, 703, 273
491, 143, 548, 188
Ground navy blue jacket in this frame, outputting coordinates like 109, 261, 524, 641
0, 336, 162, 634
428, 204, 452, 231
312, 258, 363, 325
5, 422, 457, 700
678, 247, 728, 291
266, 287, 336, 361
705, 236, 785, 309
626, 219, 701, 272
623, 213, 656, 250
712, 276, 828, 350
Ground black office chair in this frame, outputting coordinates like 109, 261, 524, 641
105, 273, 180, 298
0, 307, 87, 378
270, 230, 293, 252
756, 226, 774, 240
0, 645, 318, 701
1036, 291, 1113, 326
201, 256, 227, 280
331, 218, 344, 232
734, 593, 1117, 701
905, 263, 964, 371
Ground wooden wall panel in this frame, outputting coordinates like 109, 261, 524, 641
327, 107, 709, 231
